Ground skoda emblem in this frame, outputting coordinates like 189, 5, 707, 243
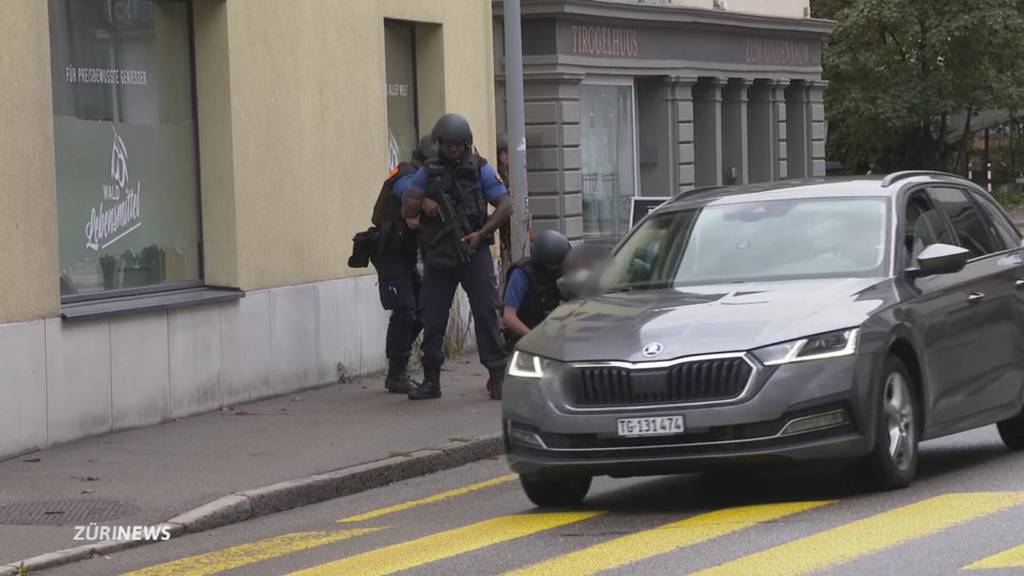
642, 343, 664, 358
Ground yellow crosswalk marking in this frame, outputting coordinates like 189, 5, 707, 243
965, 543, 1024, 570
338, 473, 517, 523
120, 528, 382, 576
504, 501, 833, 576
290, 511, 603, 576
692, 492, 1024, 576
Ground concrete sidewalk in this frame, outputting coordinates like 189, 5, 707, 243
0, 356, 502, 570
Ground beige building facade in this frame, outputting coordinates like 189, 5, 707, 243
666, 0, 811, 19
0, 0, 496, 458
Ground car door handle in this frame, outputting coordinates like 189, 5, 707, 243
1016, 279, 1024, 290
967, 292, 986, 304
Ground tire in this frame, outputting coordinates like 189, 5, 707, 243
519, 474, 591, 508
861, 355, 919, 491
997, 410, 1024, 450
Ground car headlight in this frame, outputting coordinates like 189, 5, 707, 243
508, 351, 551, 379
752, 328, 860, 366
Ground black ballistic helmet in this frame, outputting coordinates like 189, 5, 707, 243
497, 133, 509, 154
431, 113, 473, 145
531, 229, 572, 269
413, 136, 438, 162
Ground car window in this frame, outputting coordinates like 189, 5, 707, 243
927, 187, 1000, 258
676, 198, 887, 281
599, 197, 890, 292
971, 191, 1021, 249
903, 192, 953, 265
602, 208, 694, 288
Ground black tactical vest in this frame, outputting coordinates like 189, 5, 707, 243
417, 154, 488, 269
371, 162, 419, 256
505, 258, 562, 333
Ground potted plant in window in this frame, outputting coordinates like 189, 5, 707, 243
99, 254, 118, 290
142, 244, 166, 284
121, 249, 147, 288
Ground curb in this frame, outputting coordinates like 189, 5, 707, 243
2, 433, 504, 574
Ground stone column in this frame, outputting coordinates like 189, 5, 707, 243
694, 77, 725, 187
747, 80, 774, 183
808, 80, 828, 176
665, 76, 697, 194
786, 80, 809, 179
523, 74, 584, 241
722, 78, 752, 185
771, 80, 790, 180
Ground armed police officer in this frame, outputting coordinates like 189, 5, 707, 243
401, 113, 512, 400
369, 137, 436, 393
495, 134, 513, 281
501, 229, 571, 349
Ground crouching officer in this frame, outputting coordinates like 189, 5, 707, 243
501, 229, 571, 354
401, 113, 512, 400
370, 137, 436, 393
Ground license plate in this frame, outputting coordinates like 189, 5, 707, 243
616, 416, 685, 437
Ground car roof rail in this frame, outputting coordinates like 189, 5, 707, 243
672, 185, 723, 200
880, 170, 965, 188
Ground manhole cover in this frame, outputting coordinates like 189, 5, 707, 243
0, 500, 140, 526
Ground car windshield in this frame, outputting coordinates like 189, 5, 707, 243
599, 196, 890, 292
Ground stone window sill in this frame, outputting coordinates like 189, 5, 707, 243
61, 287, 244, 321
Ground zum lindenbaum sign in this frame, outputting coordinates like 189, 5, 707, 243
85, 127, 142, 251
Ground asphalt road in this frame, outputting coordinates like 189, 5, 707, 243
40, 425, 1024, 576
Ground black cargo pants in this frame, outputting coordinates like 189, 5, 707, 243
420, 246, 507, 375
372, 252, 423, 363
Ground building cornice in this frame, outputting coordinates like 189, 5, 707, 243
493, 0, 835, 36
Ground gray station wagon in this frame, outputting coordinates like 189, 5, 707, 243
503, 171, 1024, 507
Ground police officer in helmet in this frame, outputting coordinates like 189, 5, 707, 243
371, 136, 436, 393
501, 230, 571, 358
494, 134, 513, 284
496, 134, 509, 181
401, 113, 513, 400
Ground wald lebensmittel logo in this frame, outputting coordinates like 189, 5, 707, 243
85, 127, 142, 251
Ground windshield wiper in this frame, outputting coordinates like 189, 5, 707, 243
604, 280, 676, 294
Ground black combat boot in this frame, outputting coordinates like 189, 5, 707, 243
384, 357, 417, 394
488, 367, 505, 400
408, 366, 441, 400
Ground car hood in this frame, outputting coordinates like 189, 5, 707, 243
518, 277, 895, 363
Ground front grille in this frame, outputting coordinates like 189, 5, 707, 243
507, 402, 855, 460
570, 357, 753, 407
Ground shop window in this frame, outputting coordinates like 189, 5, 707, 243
581, 83, 637, 240
384, 20, 419, 170
48, 0, 201, 299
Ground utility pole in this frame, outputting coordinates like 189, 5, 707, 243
1011, 110, 1017, 193
503, 0, 530, 261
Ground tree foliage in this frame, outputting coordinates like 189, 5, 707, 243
814, 0, 1024, 173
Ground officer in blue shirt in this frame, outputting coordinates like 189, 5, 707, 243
400, 113, 512, 400
502, 230, 571, 351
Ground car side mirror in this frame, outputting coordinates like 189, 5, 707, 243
905, 243, 971, 278
557, 268, 599, 301
558, 242, 613, 300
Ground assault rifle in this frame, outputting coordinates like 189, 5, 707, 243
427, 189, 473, 265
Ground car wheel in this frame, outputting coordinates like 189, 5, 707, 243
519, 474, 591, 508
997, 409, 1024, 450
862, 355, 918, 490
